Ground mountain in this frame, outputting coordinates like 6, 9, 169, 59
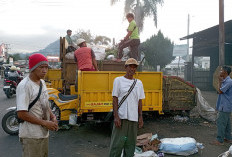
35, 39, 60, 56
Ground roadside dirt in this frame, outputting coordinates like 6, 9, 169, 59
48, 90, 231, 157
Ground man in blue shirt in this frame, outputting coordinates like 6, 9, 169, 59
212, 66, 232, 145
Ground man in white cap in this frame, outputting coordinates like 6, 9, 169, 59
17, 53, 58, 157
74, 38, 98, 71
109, 58, 145, 157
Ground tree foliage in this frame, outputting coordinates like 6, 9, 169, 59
111, 0, 163, 32
73, 29, 94, 43
140, 30, 174, 69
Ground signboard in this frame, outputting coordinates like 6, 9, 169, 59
85, 101, 112, 107
9, 57, 13, 65
173, 44, 188, 56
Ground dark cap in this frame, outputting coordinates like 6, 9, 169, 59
67, 29, 72, 33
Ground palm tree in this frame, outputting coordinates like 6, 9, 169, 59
94, 36, 111, 45
111, 0, 163, 32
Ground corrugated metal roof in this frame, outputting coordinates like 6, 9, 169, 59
180, 20, 232, 40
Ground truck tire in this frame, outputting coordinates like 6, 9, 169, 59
2, 110, 19, 135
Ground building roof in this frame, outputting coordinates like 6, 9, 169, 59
180, 20, 232, 41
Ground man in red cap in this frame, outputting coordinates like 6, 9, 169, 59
17, 53, 58, 157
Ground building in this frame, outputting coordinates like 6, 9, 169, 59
181, 20, 232, 90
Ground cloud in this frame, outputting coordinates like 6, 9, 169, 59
0, 26, 65, 53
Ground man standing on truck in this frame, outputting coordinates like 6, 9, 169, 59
109, 58, 145, 156
74, 38, 98, 71
17, 53, 58, 157
117, 13, 140, 61
65, 29, 76, 52
211, 66, 232, 146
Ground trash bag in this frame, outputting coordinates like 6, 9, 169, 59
159, 137, 198, 156
190, 88, 217, 122
65, 51, 75, 60
134, 151, 158, 157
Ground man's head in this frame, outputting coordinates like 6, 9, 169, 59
67, 29, 72, 36
126, 13, 134, 22
77, 38, 86, 47
125, 58, 139, 76
220, 66, 231, 78
29, 53, 48, 79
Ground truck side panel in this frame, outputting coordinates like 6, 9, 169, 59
77, 71, 163, 115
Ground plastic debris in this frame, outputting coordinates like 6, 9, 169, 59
173, 115, 189, 122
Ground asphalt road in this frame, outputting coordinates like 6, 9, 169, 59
0, 78, 112, 157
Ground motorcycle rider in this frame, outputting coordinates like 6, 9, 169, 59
17, 53, 58, 157
8, 66, 20, 83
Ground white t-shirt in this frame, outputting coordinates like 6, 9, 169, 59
16, 76, 50, 139
112, 76, 145, 122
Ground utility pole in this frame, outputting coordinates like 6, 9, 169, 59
186, 14, 190, 62
219, 0, 225, 65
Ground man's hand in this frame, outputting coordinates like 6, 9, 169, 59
51, 115, 58, 125
124, 37, 128, 41
114, 115, 121, 128
138, 115, 143, 129
43, 120, 58, 131
218, 76, 224, 82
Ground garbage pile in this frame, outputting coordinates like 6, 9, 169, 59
64, 37, 130, 61
134, 133, 204, 157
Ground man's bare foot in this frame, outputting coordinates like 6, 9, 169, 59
210, 140, 224, 146
115, 59, 122, 62
224, 139, 232, 143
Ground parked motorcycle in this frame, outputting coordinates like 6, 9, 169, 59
3, 78, 18, 98
3, 71, 23, 98
1, 107, 19, 135
1, 89, 62, 135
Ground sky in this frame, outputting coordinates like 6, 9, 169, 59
0, 0, 232, 53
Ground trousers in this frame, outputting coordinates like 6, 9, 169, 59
109, 119, 138, 157
20, 138, 49, 157
217, 111, 231, 143
118, 39, 140, 60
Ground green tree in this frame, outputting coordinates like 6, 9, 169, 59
111, 0, 163, 31
140, 30, 174, 69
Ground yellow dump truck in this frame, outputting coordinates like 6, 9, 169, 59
48, 71, 163, 123
45, 37, 196, 124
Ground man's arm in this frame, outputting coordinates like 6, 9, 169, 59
49, 108, 58, 127
124, 31, 132, 41
218, 76, 223, 94
113, 96, 121, 128
138, 99, 143, 128
91, 49, 98, 71
92, 57, 99, 71
17, 111, 58, 131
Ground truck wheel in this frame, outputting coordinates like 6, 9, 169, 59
2, 110, 19, 135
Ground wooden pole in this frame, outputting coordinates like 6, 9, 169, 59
186, 14, 190, 62
219, 0, 225, 65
